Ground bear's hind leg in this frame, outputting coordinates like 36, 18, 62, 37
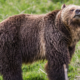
2, 51, 22, 80
3, 64, 22, 80
0, 37, 23, 80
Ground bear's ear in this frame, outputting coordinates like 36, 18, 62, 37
61, 4, 66, 9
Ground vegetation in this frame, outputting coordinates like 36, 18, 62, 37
0, 0, 80, 80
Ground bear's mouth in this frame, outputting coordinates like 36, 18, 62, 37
73, 15, 80, 19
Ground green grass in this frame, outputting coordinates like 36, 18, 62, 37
22, 61, 48, 80
0, 0, 80, 80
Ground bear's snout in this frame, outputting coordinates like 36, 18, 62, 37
75, 9, 80, 16
73, 9, 80, 18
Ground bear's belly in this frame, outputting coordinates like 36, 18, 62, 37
21, 40, 46, 63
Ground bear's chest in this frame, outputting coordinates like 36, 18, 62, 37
70, 28, 80, 46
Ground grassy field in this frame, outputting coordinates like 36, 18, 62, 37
0, 0, 80, 80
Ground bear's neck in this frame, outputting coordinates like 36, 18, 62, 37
69, 25, 80, 46
55, 11, 72, 46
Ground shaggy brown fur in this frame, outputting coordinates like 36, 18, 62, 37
0, 4, 80, 80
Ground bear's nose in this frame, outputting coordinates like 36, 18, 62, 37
75, 9, 80, 15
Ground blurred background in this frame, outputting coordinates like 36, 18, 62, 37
0, 0, 80, 80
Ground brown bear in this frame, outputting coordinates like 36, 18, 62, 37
0, 4, 80, 80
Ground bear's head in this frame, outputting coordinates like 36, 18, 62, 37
61, 4, 80, 27
56, 4, 80, 46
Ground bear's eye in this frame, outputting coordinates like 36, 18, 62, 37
70, 9, 74, 12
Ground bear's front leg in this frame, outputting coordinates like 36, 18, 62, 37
45, 34, 70, 80
69, 45, 75, 60
45, 48, 70, 80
